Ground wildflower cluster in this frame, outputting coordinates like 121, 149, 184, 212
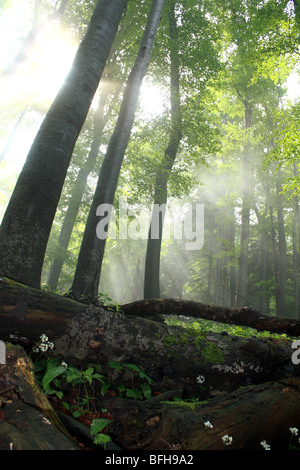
261, 427, 300, 451
222, 434, 233, 447
32, 334, 54, 353
260, 440, 271, 450
196, 375, 205, 384
204, 421, 213, 429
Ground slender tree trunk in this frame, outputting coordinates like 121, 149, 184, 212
276, 170, 287, 316
213, 224, 223, 305
0, 0, 127, 289
264, 179, 280, 314
292, 163, 300, 318
47, 80, 119, 290
144, 0, 182, 299
71, 0, 166, 300
236, 99, 252, 307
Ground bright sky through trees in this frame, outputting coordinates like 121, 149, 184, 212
0, 3, 165, 177
0, 1, 299, 220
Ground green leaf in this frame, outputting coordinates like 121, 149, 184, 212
108, 361, 124, 370
101, 381, 110, 396
141, 383, 152, 400
94, 433, 112, 447
42, 365, 66, 391
92, 373, 105, 382
65, 366, 82, 384
126, 388, 141, 400
73, 409, 84, 419
90, 418, 112, 435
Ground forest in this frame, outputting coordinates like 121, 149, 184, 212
0, 0, 300, 453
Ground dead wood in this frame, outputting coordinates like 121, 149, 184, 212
104, 377, 300, 450
121, 298, 300, 336
0, 279, 298, 400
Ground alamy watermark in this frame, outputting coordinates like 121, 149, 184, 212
292, 340, 300, 365
0, 340, 6, 365
95, 197, 204, 251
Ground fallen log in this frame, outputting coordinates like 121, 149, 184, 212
0, 343, 80, 450
0, 280, 298, 399
121, 298, 300, 336
103, 377, 300, 450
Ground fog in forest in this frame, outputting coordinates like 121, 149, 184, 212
1, 0, 300, 319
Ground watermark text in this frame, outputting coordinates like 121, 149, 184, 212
96, 197, 204, 251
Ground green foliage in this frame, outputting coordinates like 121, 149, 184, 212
90, 418, 113, 448
164, 315, 299, 341
108, 361, 153, 400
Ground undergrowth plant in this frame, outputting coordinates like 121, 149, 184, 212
32, 343, 154, 447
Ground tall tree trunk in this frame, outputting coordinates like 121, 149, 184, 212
71, 0, 166, 300
276, 170, 287, 316
264, 179, 280, 314
292, 163, 300, 318
144, 0, 182, 299
213, 224, 223, 306
47, 79, 118, 290
0, 0, 127, 289
236, 99, 252, 307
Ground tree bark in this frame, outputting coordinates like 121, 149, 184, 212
236, 98, 252, 307
276, 170, 287, 316
121, 298, 300, 336
1, 336, 299, 450
103, 377, 300, 450
0, 0, 127, 289
0, 280, 299, 402
71, 0, 166, 300
144, 0, 182, 300
47, 79, 118, 290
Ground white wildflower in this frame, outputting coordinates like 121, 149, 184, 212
289, 427, 298, 436
261, 440, 271, 450
204, 421, 213, 429
196, 375, 205, 384
222, 434, 233, 446
39, 343, 48, 352
42, 417, 51, 425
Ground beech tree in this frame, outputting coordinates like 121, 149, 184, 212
0, 0, 127, 288
144, 0, 182, 300
71, 0, 166, 300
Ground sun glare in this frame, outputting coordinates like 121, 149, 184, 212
27, 24, 78, 101
0, 21, 78, 107
139, 81, 167, 117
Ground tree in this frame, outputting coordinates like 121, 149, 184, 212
144, 0, 182, 300
0, 0, 128, 289
71, 0, 166, 300
47, 73, 121, 290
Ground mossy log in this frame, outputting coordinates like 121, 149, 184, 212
103, 377, 300, 450
0, 279, 299, 399
121, 298, 300, 336
1, 279, 300, 450
0, 343, 80, 450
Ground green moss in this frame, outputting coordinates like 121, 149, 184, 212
201, 342, 224, 364
1, 277, 28, 288
162, 336, 178, 348
162, 399, 208, 410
